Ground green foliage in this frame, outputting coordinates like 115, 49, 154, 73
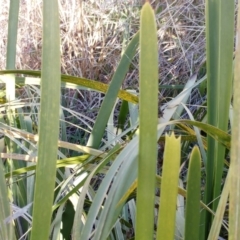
136, 3, 158, 239
30, 1, 61, 239
185, 146, 201, 240
87, 32, 139, 148
157, 133, 181, 240
0, 0, 239, 239
204, 0, 235, 237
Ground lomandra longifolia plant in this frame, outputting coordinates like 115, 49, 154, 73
0, 0, 240, 239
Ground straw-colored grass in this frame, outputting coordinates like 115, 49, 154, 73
0, 0, 205, 82
0, 0, 207, 136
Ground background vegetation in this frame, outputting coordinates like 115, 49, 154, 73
0, 0, 239, 239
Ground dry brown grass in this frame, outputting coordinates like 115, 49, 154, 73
0, 0, 205, 83
0, 0, 206, 137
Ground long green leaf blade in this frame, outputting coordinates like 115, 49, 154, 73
5, 0, 19, 102
205, 0, 234, 235
135, 2, 158, 239
201, 3, 234, 235
184, 146, 201, 240
87, 32, 139, 148
156, 133, 181, 240
30, 0, 61, 239
3, 1, 19, 238
6, 0, 19, 69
